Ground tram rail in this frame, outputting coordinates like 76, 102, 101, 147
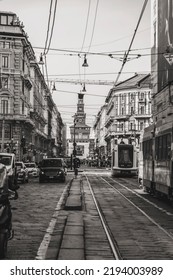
84, 173, 173, 259
101, 176, 173, 240
85, 174, 122, 260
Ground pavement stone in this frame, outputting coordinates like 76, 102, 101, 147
58, 249, 84, 260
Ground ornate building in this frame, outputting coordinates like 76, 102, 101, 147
0, 11, 64, 161
93, 73, 153, 165
68, 93, 90, 159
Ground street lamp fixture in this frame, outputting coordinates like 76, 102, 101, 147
38, 53, 44, 65
82, 83, 86, 92
82, 54, 89, 67
52, 82, 56, 91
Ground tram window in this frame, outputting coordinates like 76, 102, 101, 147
158, 137, 163, 160
155, 137, 158, 160
167, 134, 171, 159
162, 135, 167, 160
155, 133, 171, 161
118, 145, 133, 167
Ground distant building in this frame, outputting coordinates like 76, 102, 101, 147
93, 104, 107, 165
93, 73, 153, 162
68, 93, 90, 159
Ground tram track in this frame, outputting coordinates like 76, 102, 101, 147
85, 175, 122, 260
84, 173, 173, 259
105, 176, 173, 217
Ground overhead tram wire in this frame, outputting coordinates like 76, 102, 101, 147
41, 0, 58, 88
34, 45, 160, 59
78, 0, 91, 83
45, 0, 58, 55
55, 89, 107, 98
43, 0, 53, 55
83, 0, 100, 86
113, 0, 149, 87
86, 0, 99, 54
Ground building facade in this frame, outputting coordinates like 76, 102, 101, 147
93, 104, 107, 166
0, 11, 64, 161
68, 93, 90, 160
93, 73, 153, 165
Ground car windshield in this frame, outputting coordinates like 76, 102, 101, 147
0, 155, 12, 166
16, 162, 23, 167
41, 159, 62, 167
25, 163, 36, 168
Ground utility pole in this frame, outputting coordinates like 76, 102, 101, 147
73, 115, 77, 170
0, 67, 5, 152
1, 115, 5, 152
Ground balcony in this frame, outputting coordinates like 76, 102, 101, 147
105, 116, 114, 128
22, 74, 32, 89
115, 114, 129, 120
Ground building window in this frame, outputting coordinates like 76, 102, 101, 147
0, 123, 11, 140
119, 123, 124, 131
139, 121, 144, 131
0, 41, 11, 49
21, 100, 25, 114
1, 77, 8, 88
115, 107, 118, 115
0, 15, 14, 25
140, 106, 145, 114
2, 55, 9, 68
1, 99, 9, 114
130, 106, 134, 115
0, 15, 7, 25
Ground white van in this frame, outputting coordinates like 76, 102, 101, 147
0, 153, 17, 190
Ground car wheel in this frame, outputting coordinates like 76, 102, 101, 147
61, 176, 66, 183
39, 177, 44, 183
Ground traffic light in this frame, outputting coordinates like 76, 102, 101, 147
21, 136, 26, 147
23, 147, 27, 154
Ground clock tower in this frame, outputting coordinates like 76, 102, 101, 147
69, 93, 90, 159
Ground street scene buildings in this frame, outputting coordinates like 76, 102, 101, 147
0, 11, 153, 164
1, 0, 173, 265
0, 11, 64, 162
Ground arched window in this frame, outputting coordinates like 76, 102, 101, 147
0, 98, 9, 114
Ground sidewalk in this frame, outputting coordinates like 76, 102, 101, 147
46, 177, 84, 260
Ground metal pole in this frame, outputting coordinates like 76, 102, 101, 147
73, 117, 76, 171
1, 116, 5, 152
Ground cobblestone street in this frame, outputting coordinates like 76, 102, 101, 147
7, 176, 73, 260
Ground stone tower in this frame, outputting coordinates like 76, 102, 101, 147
70, 93, 90, 158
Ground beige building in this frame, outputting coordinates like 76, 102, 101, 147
93, 73, 153, 164
0, 11, 64, 161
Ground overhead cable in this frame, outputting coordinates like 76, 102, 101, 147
87, 0, 100, 54
113, 0, 149, 87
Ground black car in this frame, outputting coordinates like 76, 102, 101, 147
39, 158, 66, 183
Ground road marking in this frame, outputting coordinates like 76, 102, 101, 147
35, 183, 71, 260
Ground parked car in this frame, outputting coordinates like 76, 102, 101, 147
24, 162, 39, 177
0, 153, 17, 190
16, 161, 29, 183
39, 158, 66, 183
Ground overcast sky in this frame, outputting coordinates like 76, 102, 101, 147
0, 0, 151, 132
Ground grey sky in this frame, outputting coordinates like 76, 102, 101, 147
0, 0, 151, 131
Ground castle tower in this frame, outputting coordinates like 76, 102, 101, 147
69, 93, 90, 159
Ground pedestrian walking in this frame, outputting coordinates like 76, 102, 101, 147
74, 168, 78, 179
